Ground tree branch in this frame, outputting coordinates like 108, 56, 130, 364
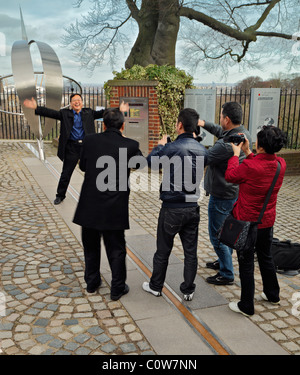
180, 1, 298, 43
83, 14, 132, 42
222, 0, 242, 31
188, 37, 252, 63
126, 0, 140, 20
244, 0, 281, 32
179, 6, 257, 42
231, 41, 251, 62
232, 1, 274, 13
256, 31, 299, 40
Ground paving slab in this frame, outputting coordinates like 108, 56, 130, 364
196, 305, 288, 355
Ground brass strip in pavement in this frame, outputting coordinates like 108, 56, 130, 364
126, 246, 230, 356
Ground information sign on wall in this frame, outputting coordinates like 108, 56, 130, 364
120, 97, 149, 156
184, 89, 216, 146
249, 88, 281, 139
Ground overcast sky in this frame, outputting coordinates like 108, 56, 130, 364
0, 0, 298, 86
0, 0, 116, 85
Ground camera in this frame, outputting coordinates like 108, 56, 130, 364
194, 125, 206, 142
166, 125, 206, 143
225, 133, 245, 145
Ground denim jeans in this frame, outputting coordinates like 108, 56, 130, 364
150, 206, 200, 294
237, 227, 280, 315
208, 195, 236, 280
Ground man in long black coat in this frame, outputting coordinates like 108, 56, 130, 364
23, 94, 128, 205
73, 108, 143, 300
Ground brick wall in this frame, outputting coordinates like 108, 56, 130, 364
278, 150, 300, 176
106, 80, 161, 153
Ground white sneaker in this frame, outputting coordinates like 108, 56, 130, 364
229, 302, 252, 317
183, 292, 194, 301
261, 292, 280, 305
142, 282, 161, 297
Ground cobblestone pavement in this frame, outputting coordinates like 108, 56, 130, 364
0, 141, 300, 355
129, 155, 300, 355
0, 141, 155, 355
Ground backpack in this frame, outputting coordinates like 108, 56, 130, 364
271, 238, 300, 276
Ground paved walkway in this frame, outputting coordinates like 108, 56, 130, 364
0, 140, 299, 356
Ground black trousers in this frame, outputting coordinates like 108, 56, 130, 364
237, 227, 280, 315
81, 227, 127, 295
57, 140, 82, 199
150, 206, 200, 294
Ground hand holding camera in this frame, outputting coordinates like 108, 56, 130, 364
227, 133, 251, 157
227, 133, 245, 145
193, 125, 206, 142
158, 134, 169, 146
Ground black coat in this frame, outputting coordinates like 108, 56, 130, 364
73, 128, 143, 231
35, 106, 104, 161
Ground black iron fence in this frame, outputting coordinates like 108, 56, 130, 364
0, 87, 108, 141
214, 87, 300, 149
0, 86, 299, 149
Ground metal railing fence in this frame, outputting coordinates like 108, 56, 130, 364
0, 86, 299, 149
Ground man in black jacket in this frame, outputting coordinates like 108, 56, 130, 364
23, 94, 128, 205
199, 102, 252, 285
142, 108, 207, 301
73, 108, 143, 300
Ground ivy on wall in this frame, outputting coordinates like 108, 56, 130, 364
104, 65, 194, 139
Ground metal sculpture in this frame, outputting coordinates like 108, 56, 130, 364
11, 39, 63, 160
0, 9, 82, 160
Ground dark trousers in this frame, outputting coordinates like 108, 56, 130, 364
81, 227, 127, 295
57, 141, 82, 199
150, 206, 200, 294
238, 227, 280, 315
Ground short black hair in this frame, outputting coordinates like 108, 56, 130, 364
257, 125, 287, 154
222, 102, 243, 125
103, 108, 124, 129
178, 108, 199, 133
70, 93, 82, 101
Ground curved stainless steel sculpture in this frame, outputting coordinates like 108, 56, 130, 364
11, 39, 63, 160
30, 41, 63, 138
11, 40, 40, 137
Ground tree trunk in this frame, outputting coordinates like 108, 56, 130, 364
125, 0, 180, 68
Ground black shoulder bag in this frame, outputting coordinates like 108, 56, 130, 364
217, 162, 281, 259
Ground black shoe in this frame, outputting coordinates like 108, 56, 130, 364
111, 284, 129, 301
206, 260, 220, 270
206, 273, 234, 285
54, 197, 64, 205
86, 282, 102, 294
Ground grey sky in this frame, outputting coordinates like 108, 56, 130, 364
0, 0, 115, 84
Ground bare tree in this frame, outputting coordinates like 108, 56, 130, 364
62, 0, 300, 75
236, 76, 264, 90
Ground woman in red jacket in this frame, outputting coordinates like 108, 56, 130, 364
225, 125, 287, 316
